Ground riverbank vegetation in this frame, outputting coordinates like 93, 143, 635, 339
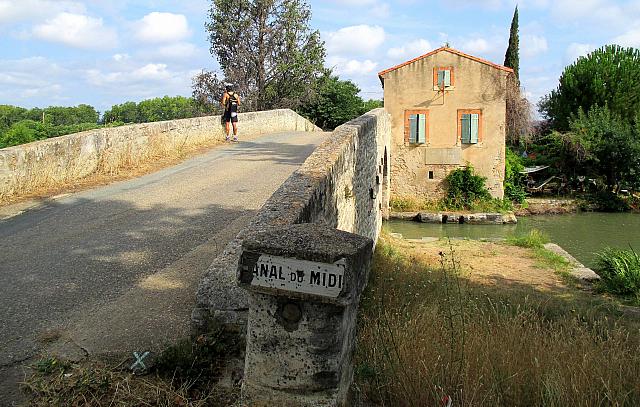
594, 247, 640, 304
355, 234, 640, 406
516, 45, 640, 211
391, 166, 515, 213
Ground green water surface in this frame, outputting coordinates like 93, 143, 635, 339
386, 213, 640, 267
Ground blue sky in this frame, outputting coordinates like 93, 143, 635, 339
1, 0, 639, 114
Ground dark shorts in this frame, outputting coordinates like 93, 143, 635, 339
224, 111, 238, 123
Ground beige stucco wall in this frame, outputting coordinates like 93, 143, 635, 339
381, 49, 509, 199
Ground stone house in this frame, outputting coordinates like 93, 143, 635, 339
378, 46, 513, 199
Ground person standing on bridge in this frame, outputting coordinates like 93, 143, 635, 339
221, 84, 240, 142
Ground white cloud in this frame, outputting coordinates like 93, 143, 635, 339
0, 0, 85, 24
32, 12, 117, 49
387, 39, 432, 61
461, 38, 491, 54
612, 25, 640, 48
565, 43, 594, 64
448, 0, 503, 9
113, 53, 130, 62
521, 34, 548, 57
370, 3, 390, 18
454, 34, 507, 63
153, 42, 199, 59
551, 0, 639, 26
328, 0, 377, 5
326, 56, 378, 76
134, 12, 191, 43
86, 63, 173, 86
0, 56, 69, 103
324, 25, 385, 56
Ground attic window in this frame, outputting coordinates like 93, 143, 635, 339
433, 66, 454, 89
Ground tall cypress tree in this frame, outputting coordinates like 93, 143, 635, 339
504, 6, 519, 80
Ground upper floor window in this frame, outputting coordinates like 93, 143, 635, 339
404, 110, 429, 144
458, 109, 482, 144
433, 66, 454, 89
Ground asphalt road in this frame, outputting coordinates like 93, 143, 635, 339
0, 131, 328, 404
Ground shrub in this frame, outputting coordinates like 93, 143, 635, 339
504, 148, 527, 203
594, 247, 640, 297
443, 166, 491, 209
506, 229, 549, 248
585, 190, 630, 212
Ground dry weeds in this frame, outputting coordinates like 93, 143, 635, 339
355, 233, 640, 406
23, 359, 238, 407
1, 136, 225, 207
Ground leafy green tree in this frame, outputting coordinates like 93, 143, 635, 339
504, 6, 519, 80
0, 120, 49, 148
191, 70, 224, 115
562, 105, 640, 191
0, 105, 29, 133
361, 99, 383, 114
103, 97, 198, 124
298, 75, 366, 129
540, 45, 640, 131
103, 101, 140, 124
204, 0, 326, 111
137, 96, 197, 122
38, 105, 99, 126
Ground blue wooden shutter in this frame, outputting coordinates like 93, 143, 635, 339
409, 114, 417, 143
437, 70, 445, 88
461, 114, 471, 143
418, 114, 426, 144
444, 70, 451, 87
470, 113, 479, 143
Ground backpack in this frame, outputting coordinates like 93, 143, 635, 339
226, 92, 239, 113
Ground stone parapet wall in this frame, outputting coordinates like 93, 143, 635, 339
192, 108, 391, 336
0, 109, 320, 201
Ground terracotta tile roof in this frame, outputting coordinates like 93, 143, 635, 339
378, 46, 514, 80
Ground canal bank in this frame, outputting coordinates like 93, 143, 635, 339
386, 212, 640, 268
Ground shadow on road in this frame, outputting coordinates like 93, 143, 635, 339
230, 140, 322, 165
0, 197, 254, 402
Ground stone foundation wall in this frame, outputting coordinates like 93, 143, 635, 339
192, 108, 391, 335
0, 109, 320, 201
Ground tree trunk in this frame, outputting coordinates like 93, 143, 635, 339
256, 5, 267, 111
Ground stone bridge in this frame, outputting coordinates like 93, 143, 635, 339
0, 109, 391, 405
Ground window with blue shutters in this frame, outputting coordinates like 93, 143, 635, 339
458, 110, 481, 144
437, 69, 451, 88
433, 67, 454, 89
404, 110, 429, 144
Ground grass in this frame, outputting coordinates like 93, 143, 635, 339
390, 196, 441, 212
354, 234, 640, 406
506, 229, 572, 279
505, 229, 549, 248
24, 327, 243, 406
23, 358, 238, 406
390, 196, 514, 213
594, 247, 640, 302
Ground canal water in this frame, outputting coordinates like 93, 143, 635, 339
386, 213, 640, 267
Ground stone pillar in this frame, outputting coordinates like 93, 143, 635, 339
237, 224, 373, 406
